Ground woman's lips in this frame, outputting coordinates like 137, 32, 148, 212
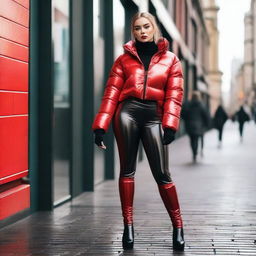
141, 36, 147, 39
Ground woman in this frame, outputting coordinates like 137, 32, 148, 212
213, 104, 228, 148
182, 91, 210, 162
234, 105, 250, 141
92, 12, 185, 251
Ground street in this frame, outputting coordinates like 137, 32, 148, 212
0, 120, 256, 256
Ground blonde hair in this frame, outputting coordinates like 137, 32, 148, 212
131, 12, 162, 43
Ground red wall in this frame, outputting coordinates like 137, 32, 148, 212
0, 0, 30, 220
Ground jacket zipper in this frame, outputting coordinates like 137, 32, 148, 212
143, 70, 148, 100
141, 54, 160, 100
133, 50, 159, 100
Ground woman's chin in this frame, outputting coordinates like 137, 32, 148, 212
137, 38, 153, 42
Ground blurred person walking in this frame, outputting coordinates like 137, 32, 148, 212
213, 104, 228, 148
234, 105, 250, 141
182, 91, 210, 162
92, 12, 185, 251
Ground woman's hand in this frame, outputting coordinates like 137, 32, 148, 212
163, 128, 176, 145
94, 129, 107, 149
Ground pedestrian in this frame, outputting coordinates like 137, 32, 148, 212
92, 12, 185, 251
234, 105, 250, 141
213, 104, 228, 148
181, 91, 210, 162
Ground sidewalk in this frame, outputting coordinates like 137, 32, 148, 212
0, 121, 256, 255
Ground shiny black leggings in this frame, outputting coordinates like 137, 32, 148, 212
113, 98, 172, 185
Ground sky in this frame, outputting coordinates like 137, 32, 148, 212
216, 0, 251, 92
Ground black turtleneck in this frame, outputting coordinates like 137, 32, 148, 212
135, 39, 158, 71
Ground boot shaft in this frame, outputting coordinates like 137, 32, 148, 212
119, 177, 134, 224
158, 183, 183, 228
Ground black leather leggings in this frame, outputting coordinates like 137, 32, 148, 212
113, 98, 172, 185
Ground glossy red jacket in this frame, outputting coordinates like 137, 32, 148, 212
92, 38, 184, 132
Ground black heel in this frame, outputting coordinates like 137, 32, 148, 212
173, 227, 185, 251
122, 224, 134, 249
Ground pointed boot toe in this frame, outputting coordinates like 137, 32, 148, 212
122, 224, 134, 250
173, 227, 185, 251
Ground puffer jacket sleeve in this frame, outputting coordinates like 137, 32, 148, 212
92, 55, 125, 131
162, 56, 184, 131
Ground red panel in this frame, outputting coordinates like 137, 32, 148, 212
0, 0, 30, 221
0, 170, 28, 185
13, 0, 29, 9
0, 17, 29, 46
0, 91, 28, 115
0, 0, 29, 27
0, 116, 28, 178
0, 38, 29, 62
0, 56, 28, 91
0, 184, 30, 220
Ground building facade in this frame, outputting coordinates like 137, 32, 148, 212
201, 0, 222, 115
252, 0, 256, 96
244, 10, 254, 104
0, 0, 211, 227
230, 58, 244, 113
230, 0, 256, 114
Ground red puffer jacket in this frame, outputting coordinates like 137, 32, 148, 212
92, 37, 183, 132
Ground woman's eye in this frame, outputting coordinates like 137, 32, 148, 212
144, 26, 150, 29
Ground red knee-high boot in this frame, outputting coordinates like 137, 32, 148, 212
158, 183, 185, 251
119, 177, 134, 249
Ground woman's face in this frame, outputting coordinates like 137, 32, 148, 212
133, 17, 155, 42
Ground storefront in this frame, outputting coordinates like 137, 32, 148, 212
1, 0, 208, 227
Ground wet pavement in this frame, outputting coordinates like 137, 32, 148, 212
0, 120, 256, 255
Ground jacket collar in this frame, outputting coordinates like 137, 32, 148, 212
123, 37, 169, 57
